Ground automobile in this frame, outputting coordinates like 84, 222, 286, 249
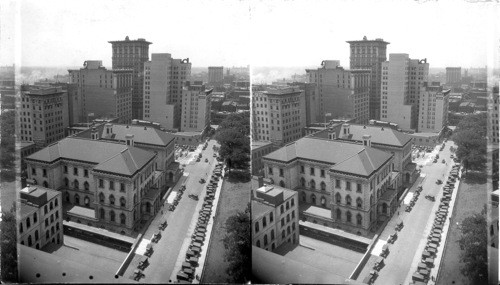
189, 194, 199, 200
436, 179, 442, 185
205, 158, 209, 162
213, 153, 217, 157
159, 221, 168, 231
199, 178, 206, 183
196, 158, 201, 162
442, 159, 445, 163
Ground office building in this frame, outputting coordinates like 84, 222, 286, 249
252, 184, 300, 251
19, 186, 63, 249
143, 53, 191, 130
252, 86, 306, 147
380, 54, 429, 132
446, 67, 461, 86
109, 36, 152, 120
252, 141, 276, 176
20, 86, 69, 148
25, 137, 164, 235
68, 60, 133, 124
306, 60, 370, 124
262, 136, 397, 235
208, 66, 224, 85
419, 83, 450, 133
347, 37, 389, 120
180, 82, 212, 133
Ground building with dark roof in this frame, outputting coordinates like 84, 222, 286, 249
25, 137, 163, 235
19, 186, 63, 249
252, 184, 299, 252
262, 136, 397, 235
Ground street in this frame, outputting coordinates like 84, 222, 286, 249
122, 139, 221, 283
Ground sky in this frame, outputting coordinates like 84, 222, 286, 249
1, 0, 499, 69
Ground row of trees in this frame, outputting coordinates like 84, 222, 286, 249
215, 113, 250, 171
451, 112, 487, 173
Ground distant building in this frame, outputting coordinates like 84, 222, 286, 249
488, 86, 499, 146
446, 67, 461, 86
252, 141, 276, 176
208, 66, 224, 85
380, 54, 429, 132
181, 82, 212, 133
252, 184, 300, 251
25, 137, 165, 235
20, 86, 69, 148
347, 37, 389, 120
68, 60, 133, 124
262, 136, 397, 235
19, 186, 63, 249
419, 82, 450, 133
143, 53, 192, 130
109, 36, 152, 120
306, 60, 371, 124
252, 86, 306, 147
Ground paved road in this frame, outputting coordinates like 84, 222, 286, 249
361, 141, 457, 285
122, 140, 220, 283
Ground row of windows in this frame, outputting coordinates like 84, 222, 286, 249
255, 223, 297, 248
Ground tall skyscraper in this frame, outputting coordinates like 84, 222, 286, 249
446, 67, 461, 86
347, 37, 389, 120
143, 53, 191, 130
252, 86, 306, 147
208, 66, 224, 85
380, 54, 428, 132
419, 82, 450, 133
306, 60, 371, 124
68, 60, 133, 124
180, 82, 212, 133
109, 36, 152, 120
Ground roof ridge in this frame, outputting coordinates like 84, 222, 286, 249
97, 146, 129, 166
126, 147, 140, 171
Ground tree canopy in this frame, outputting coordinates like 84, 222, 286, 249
452, 113, 487, 172
215, 112, 250, 170
457, 206, 488, 285
1, 202, 18, 282
222, 203, 251, 283
1, 110, 16, 181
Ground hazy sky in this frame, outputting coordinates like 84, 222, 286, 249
1, 0, 499, 69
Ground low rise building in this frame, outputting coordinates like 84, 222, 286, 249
252, 141, 276, 176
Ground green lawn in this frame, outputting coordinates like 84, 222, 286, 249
201, 178, 250, 283
437, 171, 487, 285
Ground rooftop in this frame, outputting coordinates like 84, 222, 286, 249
333, 124, 412, 147
251, 199, 274, 220
252, 140, 274, 150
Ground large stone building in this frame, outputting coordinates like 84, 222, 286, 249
208, 66, 224, 85
262, 136, 398, 235
20, 86, 69, 148
143, 53, 191, 130
68, 60, 133, 124
252, 184, 299, 251
19, 186, 63, 249
25, 137, 166, 235
252, 86, 306, 147
252, 141, 276, 176
380, 54, 429, 132
347, 37, 389, 120
306, 60, 371, 124
109, 37, 152, 120
180, 82, 212, 133
418, 82, 450, 133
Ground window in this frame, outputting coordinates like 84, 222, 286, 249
281, 218, 285, 226
280, 205, 284, 214
291, 198, 294, 207
35, 230, 39, 241
26, 217, 31, 228
346, 211, 352, 223
255, 222, 259, 233
346, 181, 351, 191
109, 195, 115, 205
120, 183, 125, 192
346, 195, 352, 206
286, 214, 290, 223
320, 181, 326, 191
20, 222, 23, 233
357, 197, 363, 208
357, 183, 362, 193
279, 168, 284, 177
301, 177, 306, 187
84, 169, 89, 177
44, 205, 48, 215
279, 180, 285, 187
310, 179, 316, 189
32, 168, 36, 175
357, 214, 362, 225
64, 166, 68, 173
268, 167, 273, 175
270, 212, 274, 223
271, 230, 275, 239
99, 179, 104, 188
73, 179, 79, 189
300, 166, 305, 173
43, 169, 47, 177
73, 167, 78, 176
64, 177, 69, 187
310, 167, 315, 175
120, 197, 126, 207
320, 169, 325, 177
109, 181, 115, 190
84, 181, 89, 191
335, 179, 341, 188
256, 240, 261, 248
264, 234, 268, 246
99, 192, 105, 203
100, 208, 105, 219
120, 213, 126, 225
286, 201, 289, 210
110, 210, 115, 222
33, 212, 37, 223
282, 230, 286, 239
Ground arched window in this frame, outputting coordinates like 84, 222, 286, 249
35, 230, 39, 241
255, 222, 259, 233
51, 226, 55, 235
357, 197, 363, 208
120, 213, 126, 225
64, 177, 69, 187
300, 177, 306, 187
56, 222, 60, 231
320, 196, 327, 207
280, 205, 284, 214
346, 211, 352, 223
310, 179, 316, 189
100, 208, 105, 219
33, 212, 38, 223
264, 234, 268, 246
302, 192, 306, 202
84, 196, 90, 207
336, 192, 341, 204
291, 198, 295, 207
256, 240, 261, 248
271, 229, 275, 239
320, 181, 326, 191
292, 222, 296, 231
55, 198, 58, 207
357, 214, 363, 226
282, 230, 286, 239
46, 230, 50, 239
74, 194, 80, 205
110, 210, 115, 222
287, 226, 291, 235
336, 208, 342, 220
310, 194, 316, 204
33, 179, 38, 185
73, 179, 79, 190
84, 181, 89, 191
263, 216, 267, 228
28, 235, 32, 247
270, 212, 274, 223
99, 192, 105, 203
49, 201, 53, 210
120, 197, 126, 207
279, 180, 285, 187
26, 217, 31, 228
286, 201, 289, 210
109, 195, 115, 205
345, 195, 352, 206
43, 181, 48, 188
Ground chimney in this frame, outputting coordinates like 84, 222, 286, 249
126, 134, 134, 146
90, 127, 100, 140
342, 123, 350, 135
363, 134, 372, 147
105, 123, 113, 135
328, 128, 336, 140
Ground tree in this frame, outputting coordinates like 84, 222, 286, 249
457, 206, 488, 285
222, 203, 251, 283
215, 113, 250, 171
1, 202, 18, 282
1, 110, 16, 182
452, 113, 487, 172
